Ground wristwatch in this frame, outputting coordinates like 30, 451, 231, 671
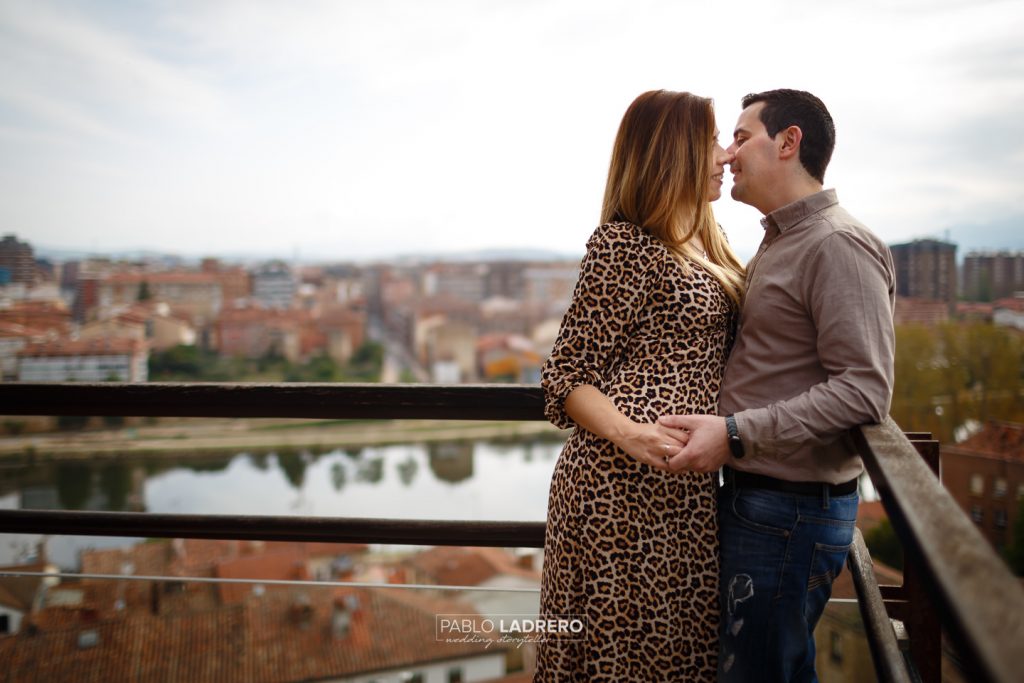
725, 415, 745, 459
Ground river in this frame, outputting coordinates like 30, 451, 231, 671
0, 436, 566, 569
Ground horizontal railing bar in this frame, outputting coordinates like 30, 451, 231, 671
848, 528, 912, 683
0, 382, 547, 421
0, 570, 541, 594
0, 509, 546, 548
854, 419, 1024, 683
0, 570, 863, 604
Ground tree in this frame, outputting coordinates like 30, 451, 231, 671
891, 324, 946, 439
344, 341, 384, 381
960, 323, 1022, 424
284, 354, 339, 382
864, 519, 904, 571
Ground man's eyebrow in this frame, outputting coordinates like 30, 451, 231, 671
733, 126, 751, 137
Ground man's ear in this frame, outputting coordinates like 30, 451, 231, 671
777, 125, 803, 161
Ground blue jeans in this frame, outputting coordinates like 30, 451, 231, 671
717, 482, 858, 683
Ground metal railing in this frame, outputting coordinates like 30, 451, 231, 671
2, 382, 1023, 682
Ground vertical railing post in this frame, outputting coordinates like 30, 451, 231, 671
903, 435, 942, 683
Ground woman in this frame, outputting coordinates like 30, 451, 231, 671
535, 90, 744, 681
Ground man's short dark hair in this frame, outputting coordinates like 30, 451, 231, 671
742, 89, 835, 183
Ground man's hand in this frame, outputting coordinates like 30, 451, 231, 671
658, 414, 731, 473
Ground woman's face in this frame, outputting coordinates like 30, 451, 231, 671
707, 129, 732, 202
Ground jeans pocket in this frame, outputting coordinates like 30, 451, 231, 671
729, 489, 794, 537
805, 541, 851, 625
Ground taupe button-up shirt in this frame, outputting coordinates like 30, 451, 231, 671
720, 189, 896, 485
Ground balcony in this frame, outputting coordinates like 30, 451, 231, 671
1, 382, 1023, 682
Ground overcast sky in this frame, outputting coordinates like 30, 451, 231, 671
1, 0, 1022, 263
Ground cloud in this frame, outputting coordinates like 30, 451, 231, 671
0, 1, 230, 145
1, 0, 1023, 259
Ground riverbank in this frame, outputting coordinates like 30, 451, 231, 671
0, 417, 568, 462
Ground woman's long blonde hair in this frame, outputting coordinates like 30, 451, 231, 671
601, 90, 745, 306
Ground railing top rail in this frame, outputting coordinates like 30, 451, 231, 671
0, 382, 546, 421
854, 418, 1024, 683
0, 509, 547, 548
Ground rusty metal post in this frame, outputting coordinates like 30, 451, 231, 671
905, 435, 942, 683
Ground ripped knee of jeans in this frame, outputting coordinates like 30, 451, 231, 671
727, 573, 754, 615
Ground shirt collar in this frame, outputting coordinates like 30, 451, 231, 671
760, 189, 838, 233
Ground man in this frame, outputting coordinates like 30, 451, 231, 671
660, 89, 895, 681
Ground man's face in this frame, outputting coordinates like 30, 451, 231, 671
726, 102, 778, 212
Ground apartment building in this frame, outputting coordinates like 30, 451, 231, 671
17, 338, 149, 382
942, 421, 1024, 552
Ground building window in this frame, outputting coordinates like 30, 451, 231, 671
0, 614, 9, 634
830, 630, 843, 664
447, 667, 465, 683
995, 509, 1008, 529
971, 505, 984, 524
969, 474, 985, 497
1019, 484, 1024, 500
994, 478, 1008, 499
399, 674, 424, 683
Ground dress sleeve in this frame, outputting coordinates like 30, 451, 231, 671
541, 222, 656, 429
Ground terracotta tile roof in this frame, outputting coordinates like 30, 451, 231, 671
957, 301, 995, 315
994, 297, 1024, 312
945, 421, 1024, 462
405, 547, 540, 587
1, 300, 70, 314
1, 605, 249, 682
0, 321, 53, 339
246, 588, 503, 680
214, 549, 310, 604
1, 587, 505, 682
318, 307, 365, 326
18, 337, 147, 358
81, 542, 174, 578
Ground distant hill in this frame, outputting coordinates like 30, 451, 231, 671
31, 244, 581, 266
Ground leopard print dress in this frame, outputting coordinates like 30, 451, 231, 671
535, 221, 734, 682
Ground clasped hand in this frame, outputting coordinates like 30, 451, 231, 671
610, 414, 731, 474
657, 414, 731, 474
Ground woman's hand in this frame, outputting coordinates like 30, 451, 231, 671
563, 385, 691, 471
612, 422, 690, 471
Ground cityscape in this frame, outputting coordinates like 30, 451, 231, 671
1, 231, 1023, 682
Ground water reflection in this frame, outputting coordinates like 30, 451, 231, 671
55, 462, 92, 510
0, 435, 565, 569
276, 450, 309, 489
427, 442, 474, 484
